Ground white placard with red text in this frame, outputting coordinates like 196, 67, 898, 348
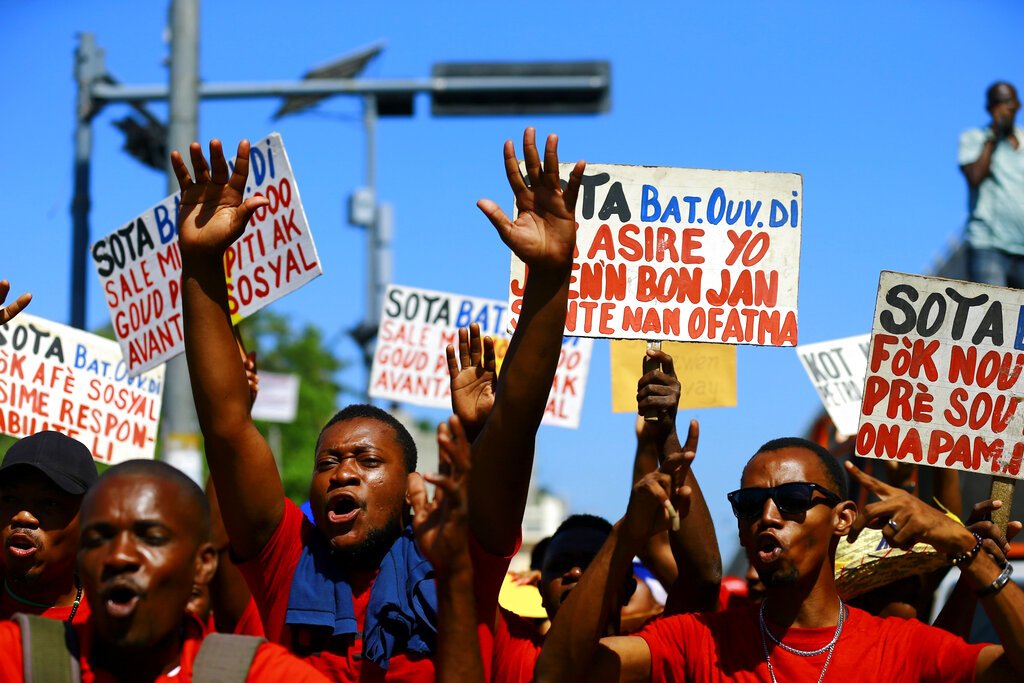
856, 271, 1024, 478
508, 163, 802, 345
91, 133, 322, 376
370, 284, 592, 428
0, 313, 165, 463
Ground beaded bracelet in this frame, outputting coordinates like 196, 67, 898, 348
949, 532, 983, 567
977, 562, 1014, 598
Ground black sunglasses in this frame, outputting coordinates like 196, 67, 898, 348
727, 482, 842, 519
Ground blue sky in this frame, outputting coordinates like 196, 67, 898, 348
4, 1, 1021, 562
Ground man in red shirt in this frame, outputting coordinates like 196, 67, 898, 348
176, 129, 583, 680
1, 430, 97, 624
0, 458, 327, 682
537, 438, 1024, 682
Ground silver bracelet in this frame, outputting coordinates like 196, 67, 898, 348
976, 562, 1014, 598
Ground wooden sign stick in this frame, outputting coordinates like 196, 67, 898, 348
642, 340, 663, 422
990, 476, 1014, 533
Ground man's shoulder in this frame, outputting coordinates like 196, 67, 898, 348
248, 640, 330, 681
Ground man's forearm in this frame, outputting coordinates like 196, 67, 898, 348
436, 565, 485, 683
963, 550, 1024, 674
962, 139, 998, 187
665, 472, 722, 614
470, 265, 570, 554
536, 522, 639, 683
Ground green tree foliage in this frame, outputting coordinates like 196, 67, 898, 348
239, 311, 346, 503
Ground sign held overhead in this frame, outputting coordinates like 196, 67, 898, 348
508, 163, 802, 345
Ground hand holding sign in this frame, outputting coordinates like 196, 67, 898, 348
636, 349, 680, 439
0, 280, 31, 325
477, 128, 584, 271
446, 323, 497, 440
846, 461, 977, 556
173, 139, 270, 260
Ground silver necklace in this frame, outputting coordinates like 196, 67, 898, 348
758, 599, 845, 683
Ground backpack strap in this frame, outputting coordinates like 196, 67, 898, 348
11, 613, 80, 683
193, 633, 266, 683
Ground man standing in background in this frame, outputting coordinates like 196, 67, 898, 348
961, 81, 1024, 286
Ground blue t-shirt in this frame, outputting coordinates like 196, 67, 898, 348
960, 126, 1024, 254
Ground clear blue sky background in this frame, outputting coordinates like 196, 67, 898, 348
4, 1, 1021, 562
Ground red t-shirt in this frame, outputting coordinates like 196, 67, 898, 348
1, 573, 91, 625
492, 606, 545, 683
232, 595, 267, 637
0, 612, 328, 682
237, 499, 515, 681
638, 604, 988, 682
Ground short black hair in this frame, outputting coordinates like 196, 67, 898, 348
987, 81, 1017, 108
552, 513, 613, 540
87, 459, 211, 541
749, 437, 849, 501
318, 404, 417, 473
530, 536, 552, 571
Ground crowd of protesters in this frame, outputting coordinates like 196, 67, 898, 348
0, 80, 1023, 681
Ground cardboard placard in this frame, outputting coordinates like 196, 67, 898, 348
0, 313, 165, 463
609, 340, 736, 412
856, 271, 1024, 478
797, 334, 871, 437
507, 163, 802, 345
369, 284, 593, 429
92, 133, 321, 376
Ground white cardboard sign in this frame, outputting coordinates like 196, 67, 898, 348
0, 313, 165, 463
91, 133, 322, 376
251, 372, 300, 423
797, 334, 871, 437
508, 163, 802, 345
370, 284, 592, 429
856, 271, 1024, 478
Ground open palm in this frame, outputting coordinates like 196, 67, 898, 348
478, 128, 585, 270
172, 139, 269, 258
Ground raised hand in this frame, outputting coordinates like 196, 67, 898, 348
845, 461, 976, 555
477, 127, 585, 271
0, 280, 31, 325
172, 139, 270, 259
409, 416, 473, 575
965, 499, 1023, 565
621, 450, 695, 547
446, 324, 497, 440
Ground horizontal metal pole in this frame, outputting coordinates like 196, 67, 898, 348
91, 75, 608, 103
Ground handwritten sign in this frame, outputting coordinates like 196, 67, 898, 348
508, 163, 802, 345
610, 340, 736, 412
856, 271, 1024, 478
369, 284, 593, 429
0, 313, 165, 463
797, 334, 870, 437
92, 133, 322, 376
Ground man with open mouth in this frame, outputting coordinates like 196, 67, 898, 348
0, 430, 97, 625
0, 459, 328, 682
535, 437, 1024, 682
177, 127, 584, 680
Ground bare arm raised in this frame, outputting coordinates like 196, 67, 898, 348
470, 127, 584, 556
176, 139, 282, 562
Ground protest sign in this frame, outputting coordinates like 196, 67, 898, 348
0, 313, 165, 463
856, 271, 1024, 479
251, 372, 300, 423
609, 340, 736, 412
797, 334, 871, 437
507, 163, 802, 346
92, 133, 321, 376
369, 284, 593, 428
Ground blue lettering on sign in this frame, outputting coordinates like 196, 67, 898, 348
640, 185, 660, 222
250, 148, 267, 187
153, 200, 178, 245
1014, 305, 1024, 350
74, 344, 88, 369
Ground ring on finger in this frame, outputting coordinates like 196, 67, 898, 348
887, 518, 899, 533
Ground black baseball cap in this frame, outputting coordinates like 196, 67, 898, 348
0, 431, 98, 495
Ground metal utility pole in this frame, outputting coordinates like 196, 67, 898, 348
161, 0, 204, 484
70, 34, 105, 330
